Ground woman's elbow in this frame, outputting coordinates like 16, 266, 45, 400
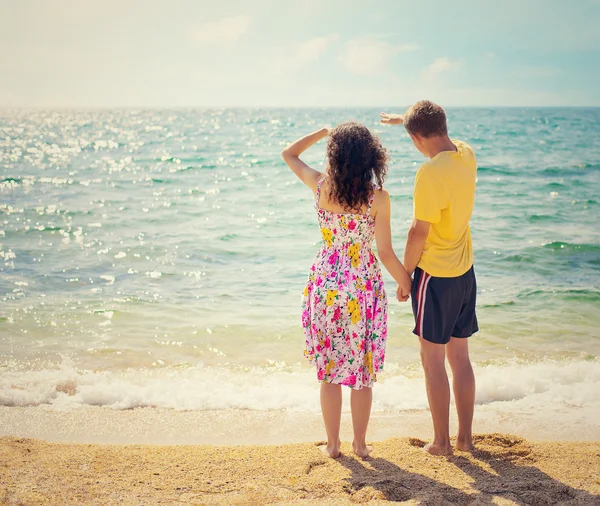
281, 148, 298, 163
377, 248, 395, 263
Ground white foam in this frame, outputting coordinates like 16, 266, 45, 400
1, 359, 599, 426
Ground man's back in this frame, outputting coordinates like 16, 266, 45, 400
381, 100, 479, 456
413, 139, 477, 278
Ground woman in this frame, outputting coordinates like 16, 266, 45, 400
282, 122, 411, 458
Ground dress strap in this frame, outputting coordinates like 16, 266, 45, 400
366, 183, 377, 213
315, 175, 326, 209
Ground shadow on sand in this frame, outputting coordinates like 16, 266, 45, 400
449, 434, 600, 505
336, 435, 600, 505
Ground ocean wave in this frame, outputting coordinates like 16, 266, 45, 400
501, 241, 600, 271
1, 358, 599, 414
499, 243, 600, 275
542, 241, 600, 253
476, 166, 514, 175
516, 288, 600, 303
542, 165, 598, 176
500, 254, 536, 263
528, 214, 559, 222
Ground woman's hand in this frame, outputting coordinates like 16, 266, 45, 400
396, 283, 410, 303
380, 113, 404, 125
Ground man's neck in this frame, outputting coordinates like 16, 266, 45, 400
425, 136, 457, 159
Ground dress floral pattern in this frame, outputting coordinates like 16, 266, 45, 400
301, 177, 388, 389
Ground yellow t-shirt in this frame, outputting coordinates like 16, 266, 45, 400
413, 140, 476, 278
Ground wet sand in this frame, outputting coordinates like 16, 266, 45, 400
3, 405, 598, 446
2, 434, 599, 505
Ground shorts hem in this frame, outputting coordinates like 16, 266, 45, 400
412, 328, 451, 345
413, 329, 478, 343
452, 327, 478, 339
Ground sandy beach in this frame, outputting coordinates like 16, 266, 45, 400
2, 434, 599, 505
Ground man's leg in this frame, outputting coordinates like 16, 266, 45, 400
446, 337, 475, 451
419, 336, 452, 456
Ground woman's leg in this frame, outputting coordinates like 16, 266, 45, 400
350, 386, 372, 458
320, 382, 342, 457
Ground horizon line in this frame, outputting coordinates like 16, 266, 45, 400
1, 105, 600, 110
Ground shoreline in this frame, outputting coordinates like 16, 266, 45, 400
2, 405, 600, 446
2, 434, 599, 505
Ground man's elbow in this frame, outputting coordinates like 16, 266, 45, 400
408, 224, 429, 242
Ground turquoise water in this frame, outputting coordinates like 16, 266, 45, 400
0, 108, 599, 421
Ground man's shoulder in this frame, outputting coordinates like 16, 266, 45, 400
453, 139, 476, 158
415, 160, 437, 181
417, 155, 447, 179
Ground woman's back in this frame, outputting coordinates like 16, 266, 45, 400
314, 176, 377, 257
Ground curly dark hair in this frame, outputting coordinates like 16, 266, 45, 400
325, 122, 388, 212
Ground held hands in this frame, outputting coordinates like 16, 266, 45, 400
396, 270, 411, 302
396, 284, 410, 303
380, 113, 404, 125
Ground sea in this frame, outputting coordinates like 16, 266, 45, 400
1, 107, 599, 443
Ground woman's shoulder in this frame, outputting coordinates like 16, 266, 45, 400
369, 186, 389, 216
373, 186, 390, 201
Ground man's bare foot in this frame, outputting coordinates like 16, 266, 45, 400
318, 442, 341, 458
455, 439, 475, 452
423, 442, 453, 456
352, 442, 373, 459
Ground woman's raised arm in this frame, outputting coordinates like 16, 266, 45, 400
281, 128, 329, 192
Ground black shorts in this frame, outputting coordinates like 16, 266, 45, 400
411, 266, 478, 345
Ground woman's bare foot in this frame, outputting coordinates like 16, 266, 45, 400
352, 441, 373, 459
423, 442, 453, 456
319, 441, 341, 458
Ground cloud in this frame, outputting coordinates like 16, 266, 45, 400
189, 15, 251, 48
423, 57, 462, 81
270, 35, 338, 74
341, 38, 418, 75
293, 35, 338, 67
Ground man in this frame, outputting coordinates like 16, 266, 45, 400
381, 101, 478, 456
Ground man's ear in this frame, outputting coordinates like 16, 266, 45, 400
409, 134, 422, 147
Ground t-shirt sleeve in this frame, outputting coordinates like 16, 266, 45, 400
413, 167, 448, 224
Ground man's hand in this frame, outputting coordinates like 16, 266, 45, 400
380, 113, 404, 125
396, 284, 410, 303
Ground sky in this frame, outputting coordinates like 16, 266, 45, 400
1, 0, 599, 107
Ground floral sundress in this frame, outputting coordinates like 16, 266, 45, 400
301, 176, 388, 389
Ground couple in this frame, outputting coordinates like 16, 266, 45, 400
282, 100, 478, 459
